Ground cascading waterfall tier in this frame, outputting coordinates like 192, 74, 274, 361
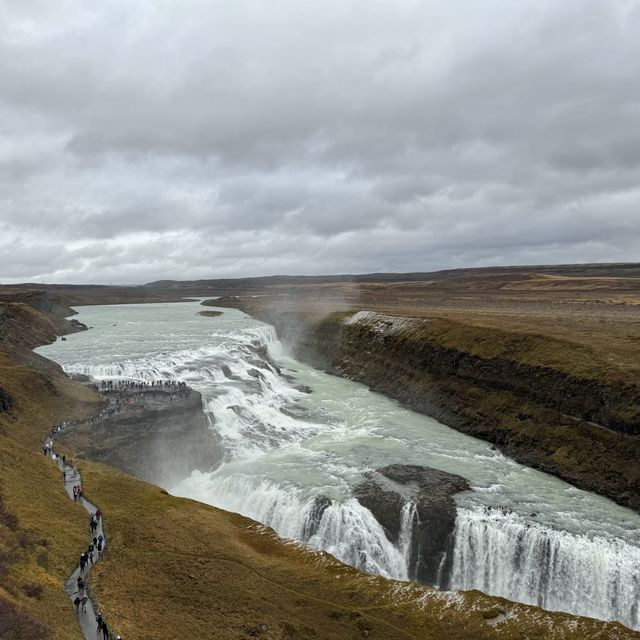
449, 506, 640, 630
175, 472, 413, 580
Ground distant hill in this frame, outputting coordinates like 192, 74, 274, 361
143, 262, 640, 292
3, 262, 640, 304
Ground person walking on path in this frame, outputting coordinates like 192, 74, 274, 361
46, 417, 119, 638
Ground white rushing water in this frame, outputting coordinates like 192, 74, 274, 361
37, 301, 640, 629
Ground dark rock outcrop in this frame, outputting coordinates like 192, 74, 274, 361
59, 390, 221, 488
354, 464, 469, 586
0, 387, 12, 414
302, 495, 333, 540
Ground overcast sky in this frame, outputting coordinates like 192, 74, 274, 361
1, 0, 639, 284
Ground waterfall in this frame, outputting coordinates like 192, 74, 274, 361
174, 472, 413, 581
448, 506, 640, 630
398, 501, 417, 577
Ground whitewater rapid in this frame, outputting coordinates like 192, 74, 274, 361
37, 301, 640, 630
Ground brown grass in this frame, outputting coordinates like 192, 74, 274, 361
219, 270, 640, 386
0, 327, 103, 640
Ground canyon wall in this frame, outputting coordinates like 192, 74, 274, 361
227, 303, 640, 511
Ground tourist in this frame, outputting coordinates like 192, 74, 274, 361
80, 595, 88, 612
74, 595, 81, 612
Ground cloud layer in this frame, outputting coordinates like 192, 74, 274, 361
1, 0, 639, 283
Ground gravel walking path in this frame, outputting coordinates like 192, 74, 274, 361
46, 445, 114, 639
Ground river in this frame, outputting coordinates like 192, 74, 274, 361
36, 300, 640, 630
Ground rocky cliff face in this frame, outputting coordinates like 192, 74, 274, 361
354, 464, 469, 586
224, 303, 640, 512
58, 391, 221, 488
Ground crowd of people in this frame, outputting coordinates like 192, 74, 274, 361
44, 378, 194, 440
99, 378, 191, 398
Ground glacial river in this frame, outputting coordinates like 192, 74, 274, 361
37, 301, 640, 630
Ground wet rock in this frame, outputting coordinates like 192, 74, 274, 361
352, 480, 405, 542
58, 389, 222, 488
221, 365, 235, 379
295, 385, 313, 394
354, 464, 469, 586
279, 404, 309, 420
302, 495, 332, 540
69, 373, 92, 383
0, 386, 12, 413
246, 357, 270, 371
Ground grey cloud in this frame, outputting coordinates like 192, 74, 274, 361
1, 0, 640, 283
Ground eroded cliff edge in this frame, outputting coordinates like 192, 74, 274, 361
57, 388, 222, 487
215, 298, 640, 512
354, 465, 469, 585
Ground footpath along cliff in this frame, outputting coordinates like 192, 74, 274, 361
214, 297, 640, 512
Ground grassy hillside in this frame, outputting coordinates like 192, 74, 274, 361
0, 338, 102, 639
